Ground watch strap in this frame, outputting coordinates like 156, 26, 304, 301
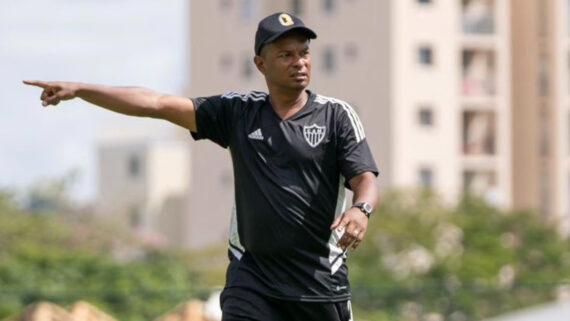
352, 202, 372, 218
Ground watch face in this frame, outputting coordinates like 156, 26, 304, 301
363, 203, 373, 213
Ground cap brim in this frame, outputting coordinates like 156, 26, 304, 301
257, 27, 317, 54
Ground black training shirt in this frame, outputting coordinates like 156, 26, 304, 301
190, 90, 378, 302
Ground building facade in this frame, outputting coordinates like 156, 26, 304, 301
95, 0, 570, 249
89, 0, 570, 251
511, 0, 570, 233
186, 0, 513, 247
96, 139, 192, 247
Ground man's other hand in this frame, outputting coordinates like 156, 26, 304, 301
330, 207, 369, 251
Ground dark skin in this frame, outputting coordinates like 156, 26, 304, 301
254, 31, 311, 120
23, 31, 378, 250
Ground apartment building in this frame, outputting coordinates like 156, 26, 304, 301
179, 0, 570, 248
511, 0, 570, 231
186, 0, 513, 246
96, 139, 192, 246
89, 0, 570, 251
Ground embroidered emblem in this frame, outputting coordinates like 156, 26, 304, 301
278, 13, 294, 26
303, 124, 326, 147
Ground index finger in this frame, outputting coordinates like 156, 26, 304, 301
22, 80, 51, 89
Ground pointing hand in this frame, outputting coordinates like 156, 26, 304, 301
23, 80, 78, 107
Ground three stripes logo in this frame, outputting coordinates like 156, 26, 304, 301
248, 128, 264, 140
303, 124, 326, 147
314, 95, 365, 143
222, 91, 267, 102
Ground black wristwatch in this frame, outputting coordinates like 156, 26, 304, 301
352, 202, 373, 218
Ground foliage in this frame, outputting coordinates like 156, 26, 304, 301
22, 170, 80, 214
2, 186, 570, 321
0, 191, 221, 321
348, 190, 570, 321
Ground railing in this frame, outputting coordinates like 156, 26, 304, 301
462, 111, 495, 155
462, 77, 496, 96
462, 0, 495, 34
463, 15, 494, 34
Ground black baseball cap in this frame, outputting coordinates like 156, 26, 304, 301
254, 12, 317, 55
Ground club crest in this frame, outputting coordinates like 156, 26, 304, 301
279, 13, 294, 26
303, 124, 326, 147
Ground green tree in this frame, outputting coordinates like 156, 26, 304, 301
349, 190, 570, 321
0, 190, 222, 321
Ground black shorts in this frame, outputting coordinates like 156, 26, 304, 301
220, 287, 353, 321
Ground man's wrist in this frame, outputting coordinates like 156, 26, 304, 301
70, 82, 84, 98
352, 202, 373, 218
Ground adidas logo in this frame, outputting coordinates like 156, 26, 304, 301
248, 128, 264, 140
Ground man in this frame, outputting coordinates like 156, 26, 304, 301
24, 12, 378, 321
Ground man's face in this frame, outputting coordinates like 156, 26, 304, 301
255, 32, 311, 91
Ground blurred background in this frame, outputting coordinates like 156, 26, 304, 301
2, 0, 570, 320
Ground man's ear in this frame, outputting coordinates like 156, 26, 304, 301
254, 55, 265, 75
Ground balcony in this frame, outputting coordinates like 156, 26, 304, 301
463, 170, 500, 206
462, 0, 495, 34
463, 170, 496, 193
463, 111, 495, 155
462, 49, 496, 96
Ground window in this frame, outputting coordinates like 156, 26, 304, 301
128, 154, 141, 178
292, 0, 303, 15
462, 0, 495, 34
539, 109, 551, 156
242, 55, 254, 79
345, 43, 359, 61
130, 207, 142, 228
418, 107, 434, 126
418, 46, 433, 65
463, 111, 495, 155
419, 168, 433, 188
539, 53, 549, 97
462, 49, 496, 95
219, 53, 233, 72
220, 0, 232, 10
463, 170, 499, 206
323, 47, 336, 72
242, 0, 258, 20
324, 0, 336, 12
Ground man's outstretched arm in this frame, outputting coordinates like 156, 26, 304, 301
22, 81, 197, 132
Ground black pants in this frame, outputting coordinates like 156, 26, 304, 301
220, 287, 353, 321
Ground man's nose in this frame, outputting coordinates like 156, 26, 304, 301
292, 54, 306, 68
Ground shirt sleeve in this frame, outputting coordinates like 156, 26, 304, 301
336, 104, 379, 189
189, 94, 236, 148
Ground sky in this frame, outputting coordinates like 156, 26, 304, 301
0, 0, 189, 203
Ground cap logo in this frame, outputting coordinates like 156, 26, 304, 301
278, 13, 294, 26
